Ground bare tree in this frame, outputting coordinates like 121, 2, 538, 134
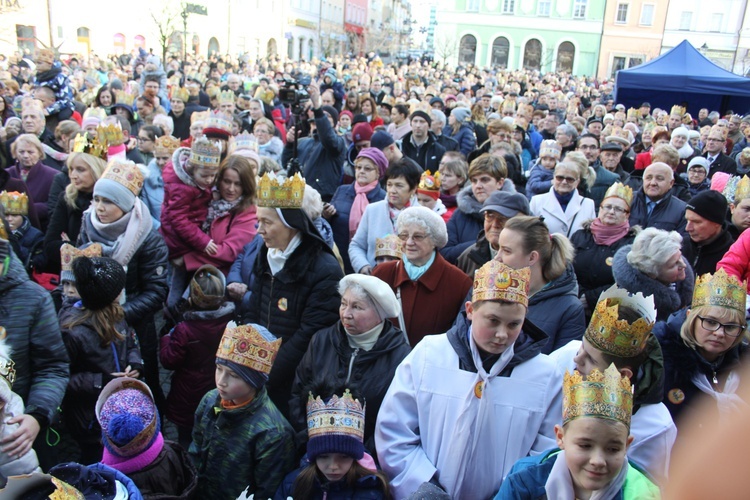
433, 34, 456, 65
151, 3, 180, 62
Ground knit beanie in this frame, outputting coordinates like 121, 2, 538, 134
351, 122, 373, 143
410, 110, 432, 125
216, 324, 281, 390
371, 130, 395, 151
93, 160, 144, 213
72, 256, 126, 310
320, 105, 339, 125
451, 107, 471, 123
339, 110, 353, 121
307, 389, 365, 461
356, 147, 389, 178
686, 190, 728, 226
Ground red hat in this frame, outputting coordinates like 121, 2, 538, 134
352, 122, 373, 143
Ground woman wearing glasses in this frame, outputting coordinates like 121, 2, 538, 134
654, 268, 748, 437
570, 182, 640, 316
136, 125, 164, 167
529, 161, 595, 237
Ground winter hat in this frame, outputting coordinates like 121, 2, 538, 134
371, 130, 395, 151
0, 333, 15, 405
339, 109, 353, 121
686, 190, 728, 226
539, 140, 562, 159
429, 96, 444, 107
710, 171, 731, 194
451, 107, 471, 123
216, 324, 281, 390
339, 274, 400, 320
356, 147, 388, 178
325, 67, 337, 83
688, 156, 710, 173
417, 170, 441, 200
320, 105, 339, 125
410, 110, 432, 125
93, 160, 144, 212
60, 242, 102, 283
481, 191, 531, 218
72, 256, 126, 310
96, 378, 160, 459
351, 122, 373, 143
307, 389, 365, 461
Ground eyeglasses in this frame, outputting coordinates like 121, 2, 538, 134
555, 175, 578, 183
137, 137, 152, 143
493, 133, 512, 141
397, 232, 429, 243
697, 316, 745, 337
254, 128, 271, 135
600, 205, 628, 214
706, 138, 724, 143
579, 145, 599, 150
484, 212, 508, 223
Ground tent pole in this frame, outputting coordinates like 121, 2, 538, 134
596, 0, 609, 79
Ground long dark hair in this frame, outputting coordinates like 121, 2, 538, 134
292, 461, 391, 499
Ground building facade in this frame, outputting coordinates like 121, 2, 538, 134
434, 0, 606, 75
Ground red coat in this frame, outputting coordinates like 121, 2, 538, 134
183, 205, 258, 275
368, 116, 385, 131
373, 252, 472, 346
717, 229, 750, 292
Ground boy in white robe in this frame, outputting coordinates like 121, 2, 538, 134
375, 261, 562, 499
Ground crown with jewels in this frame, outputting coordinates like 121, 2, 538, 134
60, 243, 102, 282
216, 325, 281, 374
96, 122, 125, 147
627, 107, 638, 119
723, 175, 750, 204
417, 170, 441, 197
218, 90, 236, 105
72, 132, 108, 160
202, 112, 233, 137
257, 172, 306, 208
101, 160, 144, 196
114, 89, 136, 107
172, 87, 189, 103
585, 285, 656, 358
375, 233, 403, 259
670, 105, 685, 117
307, 389, 365, 443
189, 136, 221, 170
0, 191, 28, 216
563, 364, 633, 428
692, 268, 748, 313
154, 135, 181, 156
229, 132, 259, 154
472, 260, 531, 307
603, 182, 633, 207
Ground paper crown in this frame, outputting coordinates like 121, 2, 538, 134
83, 107, 107, 122
191, 110, 211, 125
113, 89, 135, 107
218, 90, 236, 105
101, 160, 144, 196
670, 105, 685, 117
189, 136, 221, 169
230, 131, 259, 154
216, 325, 282, 374
692, 268, 748, 313
35, 48, 55, 65
417, 170, 441, 200
307, 389, 365, 443
154, 135, 181, 156
539, 139, 561, 158
627, 108, 638, 119
0, 328, 16, 389
0, 191, 28, 215
375, 233, 403, 259
585, 285, 656, 358
472, 260, 531, 307
60, 243, 102, 282
72, 132, 108, 160
563, 364, 633, 428
723, 175, 750, 203
710, 125, 727, 139
202, 113, 233, 137
172, 87, 189, 103
257, 172, 306, 208
96, 122, 125, 147
603, 182, 634, 207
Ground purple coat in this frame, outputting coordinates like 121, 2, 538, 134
7, 161, 59, 228
0, 168, 40, 228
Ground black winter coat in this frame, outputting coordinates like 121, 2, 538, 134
127, 440, 199, 499
400, 131, 446, 172
44, 191, 92, 273
628, 190, 688, 234
681, 228, 734, 277
289, 321, 410, 453
242, 234, 343, 416
46, 169, 69, 217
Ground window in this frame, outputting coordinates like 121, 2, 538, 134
710, 13, 723, 32
16, 25, 36, 54
459, 34, 477, 65
640, 4, 654, 26
556, 42, 575, 73
491, 37, 509, 68
502, 0, 514, 13
679, 11, 692, 30
611, 56, 626, 78
466, 0, 479, 11
610, 55, 643, 78
537, 0, 551, 16
573, 0, 587, 19
523, 39, 542, 70
616, 3, 629, 24
628, 57, 643, 67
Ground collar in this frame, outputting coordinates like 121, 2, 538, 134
391, 252, 446, 291
410, 133, 429, 147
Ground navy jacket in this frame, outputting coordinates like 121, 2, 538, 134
628, 190, 688, 234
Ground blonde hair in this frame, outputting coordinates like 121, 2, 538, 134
504, 215, 575, 282
64, 152, 108, 208
680, 305, 748, 351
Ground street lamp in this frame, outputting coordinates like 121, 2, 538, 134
181, 7, 189, 61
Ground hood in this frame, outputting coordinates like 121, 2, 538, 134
0, 251, 28, 293
529, 264, 579, 305
182, 301, 235, 322
170, 146, 198, 188
314, 217, 335, 249
456, 185, 483, 217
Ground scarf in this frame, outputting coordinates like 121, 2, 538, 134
545, 449, 630, 500
203, 196, 241, 232
102, 432, 165, 475
41, 143, 68, 164
403, 250, 436, 281
388, 194, 418, 231
83, 198, 153, 266
266, 232, 302, 275
440, 192, 458, 208
346, 322, 384, 351
590, 218, 630, 246
554, 189, 575, 212
691, 370, 748, 422
349, 180, 378, 239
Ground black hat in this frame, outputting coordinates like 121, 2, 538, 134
686, 191, 728, 226
587, 116, 604, 126
371, 130, 395, 150
410, 110, 432, 125
429, 96, 444, 106
600, 142, 623, 152
320, 105, 339, 125
352, 113, 368, 126
72, 256, 127, 311
640, 102, 651, 108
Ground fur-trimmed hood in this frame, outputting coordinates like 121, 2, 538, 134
170, 146, 197, 187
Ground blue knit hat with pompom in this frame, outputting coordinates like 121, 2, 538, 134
96, 378, 160, 458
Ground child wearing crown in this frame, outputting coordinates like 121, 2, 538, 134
495, 365, 661, 499
0, 191, 44, 272
275, 388, 391, 499
376, 260, 561, 499
189, 324, 295, 500
654, 269, 750, 441
550, 285, 676, 481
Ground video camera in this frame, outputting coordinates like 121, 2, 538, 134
279, 75, 311, 113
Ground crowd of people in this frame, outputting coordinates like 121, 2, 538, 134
0, 45, 749, 498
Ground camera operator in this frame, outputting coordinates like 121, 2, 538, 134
281, 81, 346, 202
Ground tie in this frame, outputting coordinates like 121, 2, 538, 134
647, 201, 656, 217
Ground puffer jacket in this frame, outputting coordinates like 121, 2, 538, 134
526, 265, 586, 355
275, 464, 387, 500
442, 123, 477, 157
160, 302, 236, 429
0, 251, 69, 427
525, 160, 554, 199
227, 237, 263, 314
242, 233, 343, 416
289, 321, 411, 453
718, 229, 750, 290
126, 440, 199, 500
44, 191, 92, 273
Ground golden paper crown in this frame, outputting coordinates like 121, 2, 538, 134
0, 191, 28, 215
83, 107, 107, 122
627, 108, 638, 119
563, 364, 633, 428
418, 170, 441, 192
36, 48, 55, 65
218, 90, 236, 105
307, 389, 365, 442
670, 105, 685, 117
692, 268, 748, 313
230, 132, 259, 154
472, 260, 531, 307
191, 110, 211, 125
202, 113, 233, 136
710, 125, 727, 140
114, 89, 135, 107
154, 135, 181, 156
375, 233, 403, 259
189, 136, 221, 169
101, 160, 144, 196
585, 285, 656, 358
60, 243, 103, 277
735, 175, 750, 203
73, 132, 108, 160
257, 172, 306, 208
172, 87, 189, 103
96, 122, 125, 147
603, 182, 634, 207
216, 325, 281, 374
501, 100, 516, 112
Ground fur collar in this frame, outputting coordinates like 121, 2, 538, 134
171, 147, 197, 187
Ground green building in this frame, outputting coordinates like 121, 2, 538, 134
434, 0, 605, 76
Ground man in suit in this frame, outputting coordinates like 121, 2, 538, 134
629, 162, 687, 234
703, 125, 736, 178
